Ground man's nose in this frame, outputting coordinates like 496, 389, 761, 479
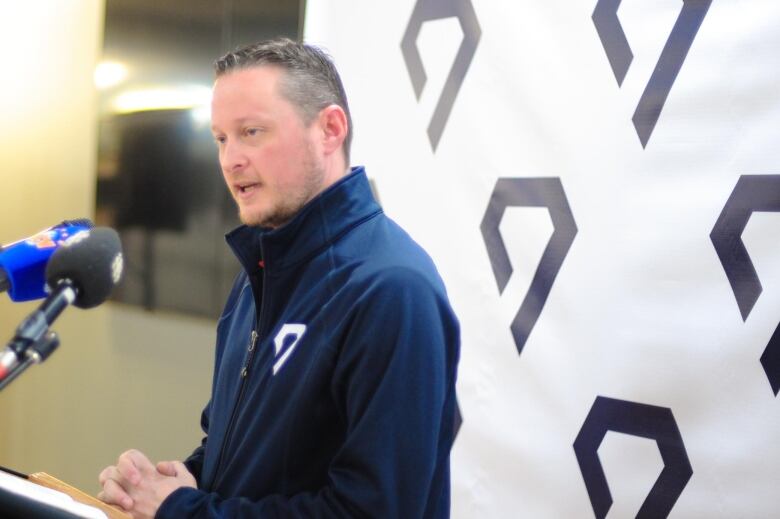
221, 140, 248, 172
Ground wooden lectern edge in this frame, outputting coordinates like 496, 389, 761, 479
28, 472, 131, 519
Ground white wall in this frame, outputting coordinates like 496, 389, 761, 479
0, 1, 215, 494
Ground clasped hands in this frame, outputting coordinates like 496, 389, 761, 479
98, 449, 196, 519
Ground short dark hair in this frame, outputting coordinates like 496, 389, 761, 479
215, 38, 353, 164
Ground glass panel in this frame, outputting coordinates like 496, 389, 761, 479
96, 0, 300, 318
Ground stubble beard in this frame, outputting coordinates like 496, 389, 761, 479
238, 144, 325, 229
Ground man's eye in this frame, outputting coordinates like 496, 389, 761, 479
214, 135, 226, 144
245, 128, 261, 137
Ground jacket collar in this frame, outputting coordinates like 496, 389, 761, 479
226, 166, 381, 276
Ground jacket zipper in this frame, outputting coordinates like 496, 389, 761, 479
212, 252, 267, 485
212, 329, 258, 483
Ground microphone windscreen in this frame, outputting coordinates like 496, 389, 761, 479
45, 227, 124, 309
60, 218, 94, 229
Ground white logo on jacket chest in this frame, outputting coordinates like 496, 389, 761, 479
272, 324, 307, 375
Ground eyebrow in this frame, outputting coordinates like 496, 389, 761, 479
211, 114, 271, 131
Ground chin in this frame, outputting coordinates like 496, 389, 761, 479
239, 213, 266, 228
237, 205, 267, 227
238, 200, 304, 229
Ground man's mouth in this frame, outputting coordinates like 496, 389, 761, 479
237, 182, 260, 195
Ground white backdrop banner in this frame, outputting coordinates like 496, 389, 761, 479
305, 1, 780, 517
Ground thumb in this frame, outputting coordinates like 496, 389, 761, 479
171, 461, 197, 487
156, 461, 178, 477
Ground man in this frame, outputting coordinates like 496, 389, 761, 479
98, 38, 460, 518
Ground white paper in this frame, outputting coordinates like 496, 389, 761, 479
0, 470, 107, 519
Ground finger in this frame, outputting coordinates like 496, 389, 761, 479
98, 465, 117, 487
98, 478, 134, 511
117, 449, 156, 485
121, 449, 156, 473
171, 461, 197, 486
99, 465, 126, 490
116, 456, 142, 486
156, 461, 177, 477
171, 461, 190, 475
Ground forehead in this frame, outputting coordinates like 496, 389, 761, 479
211, 66, 290, 122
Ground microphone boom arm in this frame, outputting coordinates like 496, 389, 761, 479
0, 280, 75, 389
0, 331, 60, 392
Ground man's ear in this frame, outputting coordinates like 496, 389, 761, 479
317, 105, 348, 156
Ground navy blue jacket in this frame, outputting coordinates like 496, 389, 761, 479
157, 167, 460, 518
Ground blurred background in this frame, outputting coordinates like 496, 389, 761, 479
0, 0, 303, 494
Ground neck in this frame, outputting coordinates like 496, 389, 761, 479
319, 152, 349, 193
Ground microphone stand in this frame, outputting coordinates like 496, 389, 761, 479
0, 279, 74, 392
0, 331, 60, 392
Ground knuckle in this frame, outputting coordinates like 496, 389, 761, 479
118, 456, 136, 471
116, 463, 132, 479
119, 449, 135, 461
100, 465, 118, 484
101, 484, 118, 503
106, 479, 126, 497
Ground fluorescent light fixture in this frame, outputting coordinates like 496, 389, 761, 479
191, 104, 212, 126
111, 85, 212, 114
94, 61, 128, 90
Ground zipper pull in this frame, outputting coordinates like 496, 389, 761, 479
240, 331, 259, 379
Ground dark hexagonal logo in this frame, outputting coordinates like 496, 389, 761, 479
593, 0, 712, 148
480, 177, 577, 356
573, 396, 693, 519
711, 174, 780, 394
401, 0, 481, 151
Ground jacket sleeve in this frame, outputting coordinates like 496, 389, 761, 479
156, 267, 460, 519
182, 400, 211, 485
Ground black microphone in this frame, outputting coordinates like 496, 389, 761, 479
0, 227, 123, 382
44, 227, 124, 309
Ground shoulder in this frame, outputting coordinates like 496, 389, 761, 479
362, 264, 444, 301
338, 213, 446, 293
345, 262, 457, 346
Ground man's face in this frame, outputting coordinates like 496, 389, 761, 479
211, 66, 325, 228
